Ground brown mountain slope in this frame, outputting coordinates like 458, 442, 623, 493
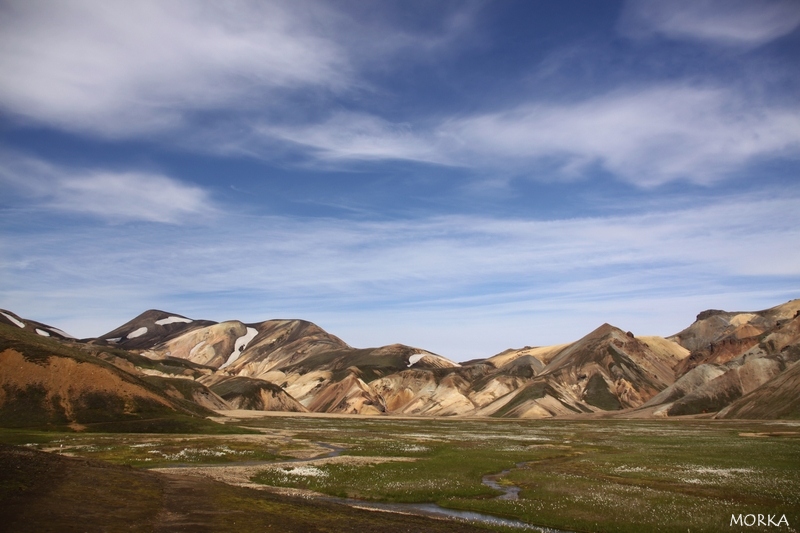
0, 308, 75, 340
674, 337, 760, 376
641, 364, 728, 409
715, 361, 800, 419
665, 356, 787, 416
485, 344, 571, 370
304, 371, 387, 414
203, 375, 307, 412
154, 317, 463, 414
153, 320, 254, 368
214, 319, 352, 375
737, 312, 800, 361
153, 319, 351, 375
371, 369, 476, 416
540, 324, 680, 407
669, 299, 800, 353
670, 302, 800, 378
470, 324, 689, 418
657, 313, 800, 417
0, 323, 222, 431
482, 381, 591, 418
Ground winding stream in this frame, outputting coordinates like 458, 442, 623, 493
336, 499, 561, 531
481, 463, 525, 501
161, 442, 567, 532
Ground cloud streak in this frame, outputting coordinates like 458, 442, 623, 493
439, 85, 800, 186
262, 112, 451, 165
3, 190, 798, 355
259, 85, 800, 186
619, 0, 800, 46
0, 0, 351, 136
0, 1, 478, 139
0, 153, 213, 223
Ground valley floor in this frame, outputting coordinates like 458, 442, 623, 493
0, 444, 487, 533
2, 415, 799, 532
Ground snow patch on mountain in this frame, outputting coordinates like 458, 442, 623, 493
1, 312, 25, 328
220, 327, 258, 369
407, 352, 461, 368
407, 353, 426, 367
47, 327, 75, 339
127, 327, 148, 339
155, 316, 193, 326
35, 329, 51, 337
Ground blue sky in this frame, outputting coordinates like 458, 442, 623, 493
1, 0, 799, 360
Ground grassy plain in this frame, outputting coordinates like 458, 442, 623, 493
2, 415, 798, 532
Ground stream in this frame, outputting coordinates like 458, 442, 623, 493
162, 442, 568, 532
336, 499, 562, 531
481, 463, 525, 501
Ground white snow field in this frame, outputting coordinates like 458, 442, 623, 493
1, 312, 25, 328
127, 327, 148, 339
220, 327, 258, 369
155, 316, 193, 326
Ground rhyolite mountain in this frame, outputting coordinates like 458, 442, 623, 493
0, 315, 233, 432
640, 299, 800, 418
1, 299, 799, 420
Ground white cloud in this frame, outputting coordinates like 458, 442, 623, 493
619, 0, 800, 46
0, 0, 351, 136
440, 84, 800, 186
0, 153, 212, 223
272, 85, 800, 186
50, 171, 212, 223
262, 112, 450, 164
0, 1, 479, 139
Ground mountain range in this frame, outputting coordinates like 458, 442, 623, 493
1, 299, 799, 426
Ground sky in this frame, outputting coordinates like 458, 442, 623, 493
1, 0, 799, 361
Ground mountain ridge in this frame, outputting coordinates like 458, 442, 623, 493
2, 298, 798, 420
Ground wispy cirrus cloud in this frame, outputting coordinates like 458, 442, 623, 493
2, 189, 798, 355
618, 0, 800, 47
0, 1, 478, 139
260, 112, 450, 165
0, 153, 212, 223
48, 172, 213, 224
0, 1, 351, 136
439, 84, 800, 186
257, 84, 800, 186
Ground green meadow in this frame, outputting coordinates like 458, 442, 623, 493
3, 415, 798, 532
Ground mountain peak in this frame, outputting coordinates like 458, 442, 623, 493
95, 310, 210, 349
584, 322, 626, 340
